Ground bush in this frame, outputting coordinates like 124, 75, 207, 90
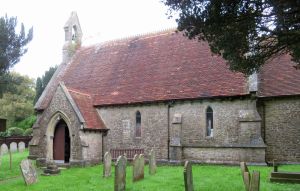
0, 131, 8, 137
7, 127, 24, 136
23, 128, 33, 136
13, 115, 36, 130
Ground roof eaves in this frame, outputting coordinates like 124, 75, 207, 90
59, 82, 86, 128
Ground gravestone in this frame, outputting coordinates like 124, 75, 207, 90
149, 149, 156, 175
114, 155, 127, 191
18, 142, 25, 153
240, 162, 260, 191
243, 172, 251, 191
138, 154, 145, 180
133, 154, 145, 182
10, 142, 17, 153
240, 162, 249, 175
184, 161, 194, 191
249, 171, 260, 191
103, 152, 112, 177
20, 159, 38, 185
1, 144, 8, 155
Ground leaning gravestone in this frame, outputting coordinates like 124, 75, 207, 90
184, 161, 194, 191
18, 142, 26, 153
240, 162, 251, 191
20, 159, 38, 185
149, 149, 156, 175
133, 154, 145, 182
114, 155, 127, 191
103, 152, 112, 177
240, 162, 249, 175
1, 144, 9, 155
10, 142, 18, 153
249, 171, 260, 191
243, 171, 251, 191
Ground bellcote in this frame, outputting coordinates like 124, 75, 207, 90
62, 11, 82, 63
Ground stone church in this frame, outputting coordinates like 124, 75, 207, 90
29, 12, 300, 166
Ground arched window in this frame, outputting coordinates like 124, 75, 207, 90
135, 111, 141, 137
72, 25, 77, 41
206, 106, 213, 137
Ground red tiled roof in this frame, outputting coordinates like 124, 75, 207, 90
258, 54, 300, 97
67, 87, 106, 129
62, 30, 248, 106
35, 63, 70, 110
35, 29, 300, 128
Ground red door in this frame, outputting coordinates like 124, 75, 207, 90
53, 122, 65, 161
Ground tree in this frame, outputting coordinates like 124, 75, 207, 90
163, 0, 300, 75
34, 65, 57, 104
34, 77, 43, 104
0, 15, 33, 74
0, 72, 35, 128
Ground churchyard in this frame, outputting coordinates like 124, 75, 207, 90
0, 150, 299, 190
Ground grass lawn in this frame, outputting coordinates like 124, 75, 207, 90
1, 151, 300, 191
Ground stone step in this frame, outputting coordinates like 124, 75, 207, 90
55, 163, 70, 169
44, 169, 60, 174
270, 177, 300, 184
271, 172, 300, 179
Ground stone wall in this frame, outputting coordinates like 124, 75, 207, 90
263, 97, 300, 163
80, 130, 103, 164
169, 99, 262, 147
99, 103, 168, 160
99, 98, 266, 164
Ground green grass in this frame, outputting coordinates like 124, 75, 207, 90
1, 151, 300, 191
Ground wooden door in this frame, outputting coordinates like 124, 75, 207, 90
53, 123, 65, 161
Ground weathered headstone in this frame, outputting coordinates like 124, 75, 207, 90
18, 142, 26, 153
240, 162, 252, 191
184, 161, 194, 191
10, 142, 17, 153
20, 159, 38, 185
1, 144, 8, 155
138, 154, 145, 180
243, 172, 251, 191
114, 155, 127, 191
133, 154, 139, 181
249, 171, 260, 191
133, 154, 145, 182
149, 149, 156, 175
103, 152, 112, 177
240, 162, 249, 176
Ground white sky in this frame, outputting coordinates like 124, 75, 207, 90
1, 0, 177, 79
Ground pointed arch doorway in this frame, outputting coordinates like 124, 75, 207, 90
53, 120, 70, 163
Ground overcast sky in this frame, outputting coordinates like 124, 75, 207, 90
1, 0, 177, 79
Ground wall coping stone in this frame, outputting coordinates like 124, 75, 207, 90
183, 144, 266, 148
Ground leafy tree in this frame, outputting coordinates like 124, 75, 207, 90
14, 115, 36, 130
34, 77, 43, 104
0, 15, 33, 75
34, 65, 57, 104
163, 0, 300, 75
0, 72, 35, 128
